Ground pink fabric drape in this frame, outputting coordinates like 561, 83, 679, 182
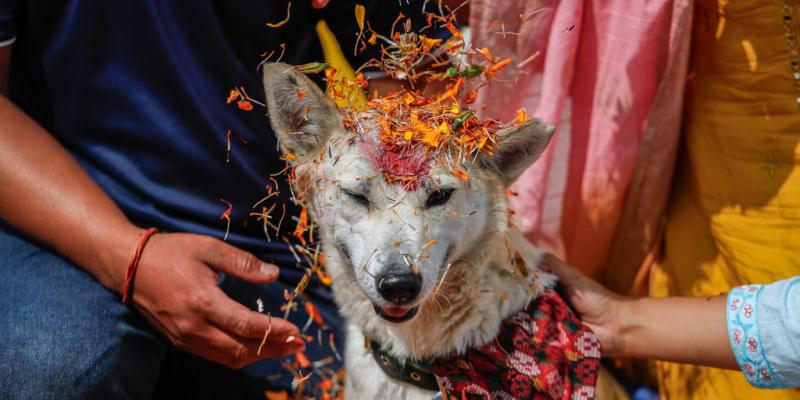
471, 0, 691, 288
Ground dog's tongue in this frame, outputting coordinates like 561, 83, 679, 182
381, 306, 411, 317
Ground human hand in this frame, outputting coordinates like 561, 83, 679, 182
540, 254, 630, 356
131, 233, 304, 368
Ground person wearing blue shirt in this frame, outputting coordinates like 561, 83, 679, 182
541, 255, 800, 390
0, 1, 446, 398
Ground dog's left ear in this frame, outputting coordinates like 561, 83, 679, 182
478, 119, 555, 186
262, 62, 343, 161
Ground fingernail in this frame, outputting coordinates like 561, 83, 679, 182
260, 263, 277, 275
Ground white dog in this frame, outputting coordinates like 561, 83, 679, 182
262, 63, 599, 400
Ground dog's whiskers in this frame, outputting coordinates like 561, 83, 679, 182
435, 289, 454, 308
431, 294, 446, 313
361, 249, 378, 279
432, 262, 452, 298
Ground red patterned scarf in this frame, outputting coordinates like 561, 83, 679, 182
431, 290, 602, 399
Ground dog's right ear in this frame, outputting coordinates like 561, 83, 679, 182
262, 62, 343, 161
477, 118, 555, 186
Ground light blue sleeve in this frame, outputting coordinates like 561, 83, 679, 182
727, 277, 800, 389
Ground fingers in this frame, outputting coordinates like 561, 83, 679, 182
201, 240, 279, 284
194, 327, 295, 369
540, 254, 624, 308
540, 253, 607, 297
206, 288, 305, 351
311, 0, 330, 9
540, 253, 584, 285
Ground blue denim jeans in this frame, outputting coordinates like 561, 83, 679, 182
0, 224, 343, 399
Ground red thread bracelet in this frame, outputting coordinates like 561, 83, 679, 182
121, 227, 158, 305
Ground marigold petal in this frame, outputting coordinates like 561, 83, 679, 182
226, 89, 239, 104
237, 100, 254, 111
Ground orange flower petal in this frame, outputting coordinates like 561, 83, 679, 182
226, 89, 239, 104
452, 168, 469, 181
237, 100, 254, 111
485, 57, 513, 79
296, 352, 310, 368
515, 107, 532, 124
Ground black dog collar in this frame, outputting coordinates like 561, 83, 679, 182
369, 339, 440, 392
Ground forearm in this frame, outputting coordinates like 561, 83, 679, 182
618, 295, 738, 369
0, 95, 140, 292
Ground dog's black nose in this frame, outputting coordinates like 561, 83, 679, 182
376, 273, 422, 304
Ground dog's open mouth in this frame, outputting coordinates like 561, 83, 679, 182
373, 303, 419, 323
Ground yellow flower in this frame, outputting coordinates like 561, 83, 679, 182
418, 35, 442, 53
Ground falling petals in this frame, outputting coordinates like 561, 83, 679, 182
485, 57, 513, 80
237, 100, 254, 111
226, 89, 239, 104
266, 2, 292, 28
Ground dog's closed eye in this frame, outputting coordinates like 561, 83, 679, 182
425, 188, 455, 208
343, 189, 370, 207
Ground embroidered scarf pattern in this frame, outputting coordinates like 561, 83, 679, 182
432, 290, 602, 399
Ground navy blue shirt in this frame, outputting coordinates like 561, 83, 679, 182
0, 1, 449, 394
0, 0, 430, 266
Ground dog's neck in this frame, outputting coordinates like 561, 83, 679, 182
325, 225, 554, 361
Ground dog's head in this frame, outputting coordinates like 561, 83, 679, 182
263, 63, 553, 324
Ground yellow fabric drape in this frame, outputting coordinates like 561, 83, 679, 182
651, 0, 800, 398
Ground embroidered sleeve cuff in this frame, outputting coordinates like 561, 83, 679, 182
756, 277, 800, 388
727, 284, 784, 388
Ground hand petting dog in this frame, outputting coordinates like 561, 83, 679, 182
542, 254, 737, 370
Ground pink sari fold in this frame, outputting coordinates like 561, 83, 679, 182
471, 0, 691, 288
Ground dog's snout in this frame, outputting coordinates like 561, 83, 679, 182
376, 272, 421, 305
